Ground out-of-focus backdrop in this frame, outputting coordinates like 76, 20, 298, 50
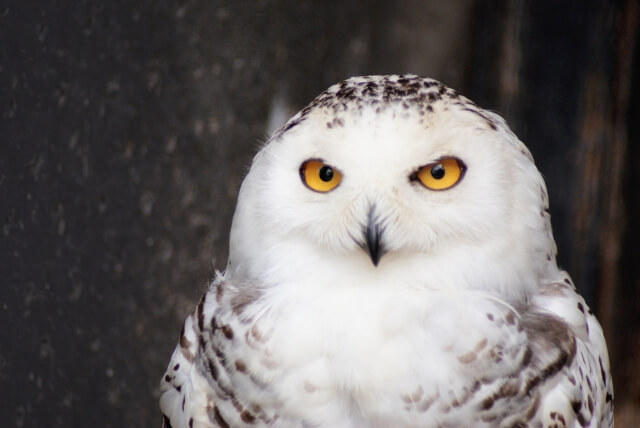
1, 0, 638, 426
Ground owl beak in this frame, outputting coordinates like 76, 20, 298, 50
363, 208, 386, 266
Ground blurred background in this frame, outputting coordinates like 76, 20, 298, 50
1, 0, 638, 426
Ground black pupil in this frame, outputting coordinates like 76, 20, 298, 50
431, 164, 445, 179
319, 166, 334, 182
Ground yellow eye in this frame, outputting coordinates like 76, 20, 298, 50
413, 157, 465, 190
300, 159, 342, 193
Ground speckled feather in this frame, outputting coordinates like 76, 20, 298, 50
160, 75, 613, 427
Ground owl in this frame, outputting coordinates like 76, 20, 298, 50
159, 75, 613, 427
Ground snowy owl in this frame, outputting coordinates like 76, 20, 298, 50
160, 75, 613, 427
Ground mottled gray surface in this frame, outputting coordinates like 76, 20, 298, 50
2, 0, 636, 426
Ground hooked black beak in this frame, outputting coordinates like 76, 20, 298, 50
362, 207, 386, 266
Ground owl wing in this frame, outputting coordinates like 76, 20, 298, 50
159, 275, 278, 428
451, 280, 613, 427
528, 276, 614, 428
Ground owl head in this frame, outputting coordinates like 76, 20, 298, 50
228, 75, 559, 302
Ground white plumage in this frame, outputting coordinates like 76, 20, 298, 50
160, 75, 613, 427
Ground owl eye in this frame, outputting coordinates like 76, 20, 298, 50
300, 159, 342, 193
413, 157, 466, 190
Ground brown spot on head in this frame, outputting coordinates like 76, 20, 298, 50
505, 311, 516, 325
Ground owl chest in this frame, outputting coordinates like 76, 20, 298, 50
229, 289, 516, 417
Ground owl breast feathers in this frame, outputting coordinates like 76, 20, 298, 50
160, 75, 613, 428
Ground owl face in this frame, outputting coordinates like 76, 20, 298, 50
229, 76, 557, 300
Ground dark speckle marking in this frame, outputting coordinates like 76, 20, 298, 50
216, 280, 225, 303
474, 338, 488, 352
221, 324, 234, 340
173, 363, 180, 371
599, 357, 607, 385
571, 400, 582, 413
197, 295, 206, 331
213, 406, 230, 428
457, 351, 477, 364
270, 75, 503, 141
163, 415, 173, 428
207, 358, 219, 381
231, 288, 261, 317
482, 396, 494, 410
235, 360, 247, 373
505, 311, 516, 325
189, 417, 193, 428
521, 347, 533, 367
241, 410, 256, 423
249, 324, 267, 343
179, 326, 191, 349
486, 313, 494, 321
577, 302, 585, 313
